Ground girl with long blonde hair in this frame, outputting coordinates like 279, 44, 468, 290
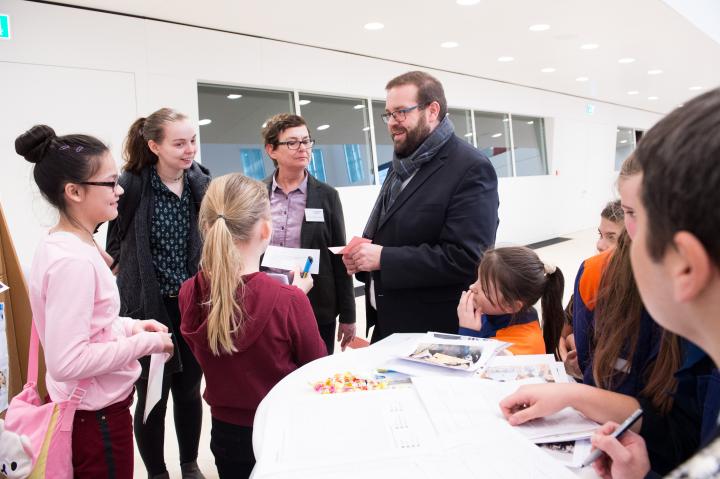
178, 174, 326, 479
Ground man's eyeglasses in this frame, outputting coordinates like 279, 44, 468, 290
380, 104, 427, 124
277, 138, 315, 150
81, 178, 120, 189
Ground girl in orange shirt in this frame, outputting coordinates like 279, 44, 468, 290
457, 246, 565, 357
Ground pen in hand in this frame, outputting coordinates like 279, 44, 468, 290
301, 256, 313, 278
581, 408, 644, 468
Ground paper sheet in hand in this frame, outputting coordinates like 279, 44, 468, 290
335, 236, 371, 255
261, 246, 320, 275
143, 353, 165, 423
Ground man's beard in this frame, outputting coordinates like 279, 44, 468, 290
392, 115, 431, 158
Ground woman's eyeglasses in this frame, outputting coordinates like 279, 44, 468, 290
277, 138, 315, 150
81, 178, 120, 189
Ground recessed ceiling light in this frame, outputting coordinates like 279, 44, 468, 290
529, 24, 550, 32
618, 58, 636, 64
364, 22, 384, 30
497, 56, 514, 62
689, 86, 704, 91
226, 94, 242, 99
647, 96, 659, 100
299, 99, 311, 106
527, 121, 534, 125
491, 133, 503, 138
464, 132, 473, 137
441, 41, 459, 48
627, 90, 639, 95
456, 0, 481, 5
198, 119, 212, 126
540, 67, 556, 73
575, 76, 589, 82
362, 126, 370, 131
353, 104, 366, 110
317, 124, 330, 131
580, 43, 599, 50
502, 118, 509, 122
647, 69, 663, 75
620, 140, 628, 144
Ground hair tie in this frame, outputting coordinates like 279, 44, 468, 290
544, 262, 557, 275
217, 214, 226, 221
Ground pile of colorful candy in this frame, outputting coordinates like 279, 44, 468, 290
311, 372, 388, 394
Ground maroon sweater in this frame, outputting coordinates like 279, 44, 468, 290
179, 271, 327, 426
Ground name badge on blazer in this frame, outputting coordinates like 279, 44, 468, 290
305, 208, 325, 222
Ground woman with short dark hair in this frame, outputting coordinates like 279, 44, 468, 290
261, 113, 356, 353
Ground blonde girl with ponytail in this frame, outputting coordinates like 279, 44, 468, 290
179, 174, 326, 479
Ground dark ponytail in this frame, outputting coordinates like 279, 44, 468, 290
478, 247, 565, 359
15, 124, 108, 212
540, 266, 565, 360
123, 107, 188, 173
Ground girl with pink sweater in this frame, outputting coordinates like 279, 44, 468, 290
16, 125, 173, 478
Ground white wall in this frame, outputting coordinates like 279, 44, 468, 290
0, 0, 661, 267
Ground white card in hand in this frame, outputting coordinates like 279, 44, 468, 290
143, 353, 165, 423
261, 246, 320, 275
304, 208, 324, 222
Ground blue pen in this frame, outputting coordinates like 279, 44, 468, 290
581, 408, 643, 467
301, 256, 313, 278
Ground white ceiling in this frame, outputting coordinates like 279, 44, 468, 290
56, 0, 720, 114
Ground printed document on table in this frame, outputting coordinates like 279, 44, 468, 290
412, 376, 599, 444
256, 387, 439, 474
538, 439, 592, 468
477, 354, 569, 383
261, 246, 320, 275
398, 332, 509, 373
410, 377, 577, 478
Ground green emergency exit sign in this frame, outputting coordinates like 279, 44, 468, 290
0, 14, 11, 40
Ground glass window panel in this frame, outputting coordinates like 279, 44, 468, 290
615, 127, 636, 170
473, 111, 513, 177
298, 93, 374, 187
512, 115, 548, 176
309, 150, 327, 183
372, 100, 394, 185
197, 84, 294, 178
343, 144, 365, 184
240, 148, 265, 180
447, 108, 474, 145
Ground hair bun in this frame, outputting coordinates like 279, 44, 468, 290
15, 125, 56, 164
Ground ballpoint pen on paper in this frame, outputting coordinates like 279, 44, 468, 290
301, 256, 313, 278
581, 408, 643, 468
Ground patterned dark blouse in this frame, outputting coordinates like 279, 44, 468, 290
150, 167, 191, 297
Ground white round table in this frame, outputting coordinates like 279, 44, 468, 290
251, 334, 598, 478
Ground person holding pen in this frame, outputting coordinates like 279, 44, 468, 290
500, 155, 715, 475
261, 113, 356, 354
508, 88, 720, 478
589, 88, 720, 478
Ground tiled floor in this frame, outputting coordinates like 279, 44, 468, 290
133, 228, 600, 478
